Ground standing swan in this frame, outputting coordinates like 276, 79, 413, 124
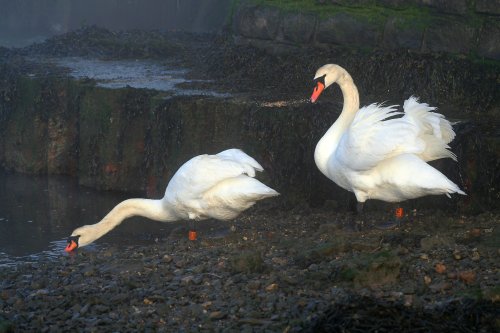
310, 64, 465, 226
65, 149, 279, 251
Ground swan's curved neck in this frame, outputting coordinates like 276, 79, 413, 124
314, 72, 360, 176
81, 198, 178, 245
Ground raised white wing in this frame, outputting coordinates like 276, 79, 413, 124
335, 103, 424, 171
164, 149, 264, 203
402, 96, 457, 162
216, 148, 263, 177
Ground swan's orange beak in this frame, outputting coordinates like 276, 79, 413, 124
65, 240, 78, 252
65, 236, 79, 252
310, 81, 325, 103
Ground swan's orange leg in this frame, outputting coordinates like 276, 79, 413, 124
188, 230, 197, 241
375, 205, 404, 230
391, 206, 405, 227
188, 219, 197, 241
395, 207, 404, 219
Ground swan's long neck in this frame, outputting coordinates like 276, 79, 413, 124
78, 198, 178, 246
314, 72, 360, 176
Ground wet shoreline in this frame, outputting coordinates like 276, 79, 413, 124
1, 208, 499, 332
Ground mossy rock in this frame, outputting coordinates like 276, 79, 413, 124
339, 251, 401, 288
295, 239, 347, 268
0, 318, 13, 333
355, 252, 401, 288
229, 251, 267, 274
483, 286, 500, 303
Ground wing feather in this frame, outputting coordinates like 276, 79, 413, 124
165, 149, 264, 203
402, 96, 457, 161
336, 103, 424, 171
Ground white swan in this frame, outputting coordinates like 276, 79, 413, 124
310, 64, 465, 223
65, 149, 279, 251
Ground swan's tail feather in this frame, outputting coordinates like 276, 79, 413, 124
446, 188, 466, 198
419, 135, 458, 162
444, 179, 466, 197
403, 96, 457, 162
202, 176, 279, 220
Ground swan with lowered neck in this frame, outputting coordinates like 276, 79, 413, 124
65, 149, 279, 251
310, 64, 465, 214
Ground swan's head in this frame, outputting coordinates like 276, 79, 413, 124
311, 64, 350, 103
64, 225, 95, 252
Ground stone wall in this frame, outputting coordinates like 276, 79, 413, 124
232, 0, 500, 60
0, 74, 498, 213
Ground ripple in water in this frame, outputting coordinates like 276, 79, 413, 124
0, 172, 175, 267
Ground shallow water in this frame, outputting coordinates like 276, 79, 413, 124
0, 172, 179, 267
51, 57, 230, 97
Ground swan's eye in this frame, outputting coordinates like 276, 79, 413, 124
313, 74, 326, 87
66, 235, 80, 246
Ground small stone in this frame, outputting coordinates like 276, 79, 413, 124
458, 270, 476, 284
201, 301, 212, 309
424, 275, 432, 285
453, 250, 462, 260
143, 298, 153, 305
174, 260, 186, 268
265, 283, 279, 292
435, 263, 447, 274
469, 228, 481, 237
209, 311, 226, 320
162, 255, 173, 263
404, 294, 413, 307
420, 253, 429, 260
429, 281, 452, 292
181, 275, 195, 285
271, 257, 287, 266
471, 249, 480, 261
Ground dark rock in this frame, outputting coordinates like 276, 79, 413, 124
377, 0, 467, 14
316, 13, 383, 48
422, 20, 475, 54
233, 5, 281, 40
477, 20, 500, 60
325, 0, 374, 6
382, 16, 424, 50
417, 0, 468, 15
282, 13, 317, 44
475, 0, 500, 15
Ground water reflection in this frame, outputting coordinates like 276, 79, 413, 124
0, 172, 176, 266
49, 57, 231, 97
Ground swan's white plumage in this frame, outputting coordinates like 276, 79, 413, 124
69, 149, 278, 248
165, 148, 277, 220
312, 64, 465, 205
